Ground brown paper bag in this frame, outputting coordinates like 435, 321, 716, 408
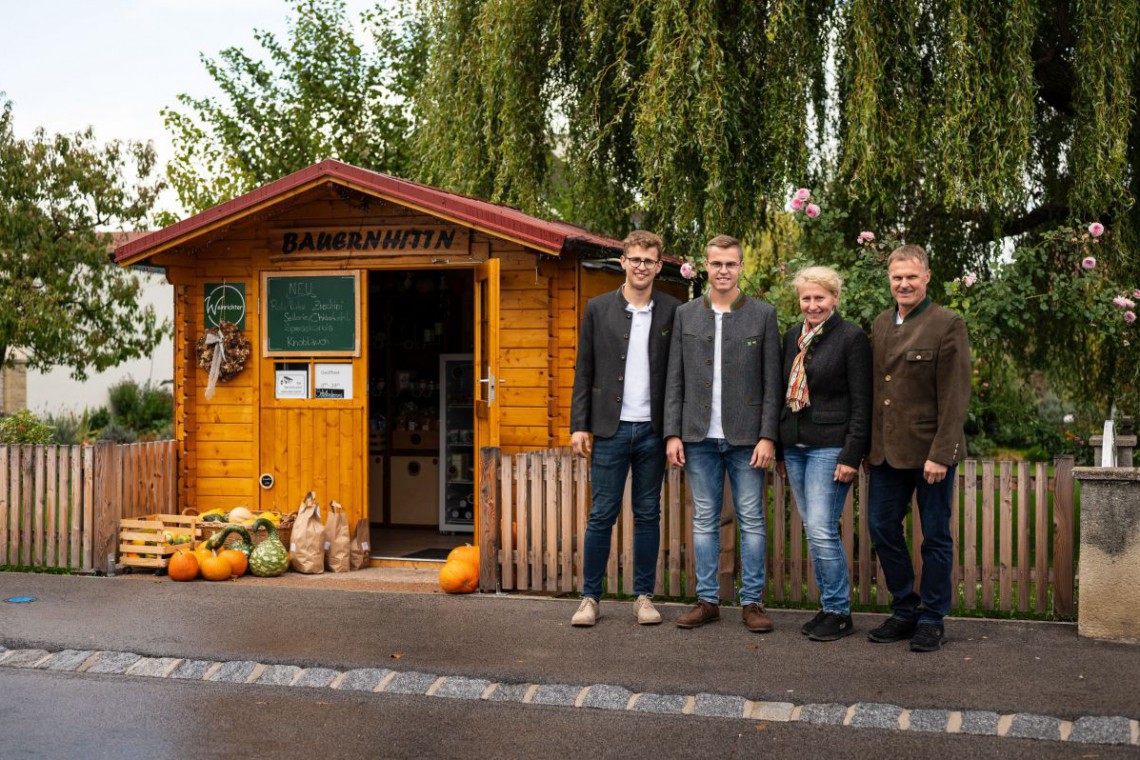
290, 492, 325, 574
324, 500, 351, 573
350, 518, 370, 571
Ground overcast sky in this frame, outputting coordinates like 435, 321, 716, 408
1, 0, 374, 217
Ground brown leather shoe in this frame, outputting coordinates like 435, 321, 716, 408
676, 600, 720, 628
742, 603, 774, 632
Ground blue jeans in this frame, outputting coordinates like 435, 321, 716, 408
581, 421, 666, 599
783, 447, 852, 615
868, 462, 957, 624
684, 438, 767, 605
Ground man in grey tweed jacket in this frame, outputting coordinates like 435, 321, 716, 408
664, 235, 782, 631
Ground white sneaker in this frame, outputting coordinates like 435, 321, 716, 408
572, 597, 599, 626
634, 595, 662, 625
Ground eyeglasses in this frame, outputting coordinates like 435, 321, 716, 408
706, 261, 741, 272
622, 255, 661, 269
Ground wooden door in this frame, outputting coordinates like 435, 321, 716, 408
473, 259, 501, 536
257, 272, 368, 527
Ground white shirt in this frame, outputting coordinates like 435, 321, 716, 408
706, 306, 726, 438
619, 298, 654, 422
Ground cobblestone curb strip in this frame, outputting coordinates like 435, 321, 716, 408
3, 646, 1138, 748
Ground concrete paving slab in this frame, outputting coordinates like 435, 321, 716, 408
959, 710, 1001, 736
334, 668, 390, 692
486, 683, 530, 703
293, 667, 341, 688
37, 650, 94, 672
1070, 716, 1133, 745
907, 709, 950, 733
207, 660, 258, 683
850, 703, 903, 730
531, 684, 581, 707
86, 651, 141, 675
385, 671, 436, 695
799, 703, 848, 725
583, 684, 632, 711
257, 664, 303, 686
1006, 714, 1062, 741
693, 693, 747, 718
171, 659, 215, 680
126, 657, 180, 678
435, 676, 491, 700
632, 693, 688, 714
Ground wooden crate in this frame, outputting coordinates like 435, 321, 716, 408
119, 514, 200, 569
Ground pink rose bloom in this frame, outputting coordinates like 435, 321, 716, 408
805, 203, 821, 219
857, 231, 875, 244
1081, 257, 1097, 270
1133, 289, 1140, 300
963, 272, 978, 287
1113, 296, 1136, 309
982, 381, 990, 388
680, 262, 696, 280
1089, 222, 1105, 237
1126, 311, 1137, 324
790, 198, 805, 211
794, 187, 811, 202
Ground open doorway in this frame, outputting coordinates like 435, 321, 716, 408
366, 269, 475, 561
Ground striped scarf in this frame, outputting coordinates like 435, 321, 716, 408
785, 320, 827, 412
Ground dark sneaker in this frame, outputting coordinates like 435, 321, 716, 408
808, 613, 854, 642
676, 600, 720, 628
867, 617, 917, 643
742, 603, 774, 633
801, 609, 828, 636
909, 623, 946, 652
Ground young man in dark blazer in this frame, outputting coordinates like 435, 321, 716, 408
867, 244, 971, 652
664, 234, 782, 631
569, 231, 680, 626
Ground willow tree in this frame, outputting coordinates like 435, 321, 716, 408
412, 0, 1139, 410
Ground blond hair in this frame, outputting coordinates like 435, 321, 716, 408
705, 234, 743, 261
792, 265, 843, 300
622, 230, 663, 258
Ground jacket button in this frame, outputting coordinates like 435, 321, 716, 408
616, 396, 622, 402
704, 404, 710, 410
626, 314, 632, 319
618, 375, 624, 382
623, 333, 629, 339
707, 335, 713, 341
706, 359, 712, 365
885, 375, 891, 382
620, 355, 626, 360
705, 381, 711, 387
884, 399, 891, 406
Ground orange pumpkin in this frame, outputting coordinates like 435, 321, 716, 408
446, 544, 479, 568
168, 551, 200, 582
439, 558, 478, 594
200, 553, 232, 582
219, 548, 248, 577
193, 546, 214, 567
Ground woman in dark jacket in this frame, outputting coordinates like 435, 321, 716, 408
776, 266, 872, 641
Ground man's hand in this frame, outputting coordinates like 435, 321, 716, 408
571, 431, 592, 458
750, 438, 775, 469
833, 463, 857, 484
923, 459, 948, 485
666, 437, 685, 467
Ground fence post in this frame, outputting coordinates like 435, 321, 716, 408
92, 443, 122, 574
479, 446, 502, 592
1052, 455, 1076, 618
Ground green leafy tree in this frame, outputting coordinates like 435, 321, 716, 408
163, 0, 426, 216
0, 410, 55, 445
0, 99, 168, 380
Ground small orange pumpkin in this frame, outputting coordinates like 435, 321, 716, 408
439, 558, 478, 594
168, 551, 200, 582
218, 548, 248, 577
200, 553, 232, 582
446, 544, 479, 568
193, 546, 214, 567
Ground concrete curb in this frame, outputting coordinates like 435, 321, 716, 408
4, 643, 1137, 747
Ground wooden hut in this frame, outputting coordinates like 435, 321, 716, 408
114, 160, 684, 560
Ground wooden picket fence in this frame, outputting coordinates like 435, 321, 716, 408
0, 441, 178, 573
476, 447, 1077, 618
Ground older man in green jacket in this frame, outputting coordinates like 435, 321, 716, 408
866, 244, 971, 653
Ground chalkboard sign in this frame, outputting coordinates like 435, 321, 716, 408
263, 271, 361, 356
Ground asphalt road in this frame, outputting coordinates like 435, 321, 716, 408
2, 574, 1138, 719
4, 668, 1134, 760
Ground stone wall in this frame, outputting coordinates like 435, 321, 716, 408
1074, 467, 1140, 643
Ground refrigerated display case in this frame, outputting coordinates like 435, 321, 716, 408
439, 354, 475, 532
